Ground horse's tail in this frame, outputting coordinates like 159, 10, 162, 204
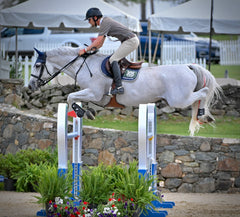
188, 64, 223, 136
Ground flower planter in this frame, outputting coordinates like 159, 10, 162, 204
4, 178, 16, 191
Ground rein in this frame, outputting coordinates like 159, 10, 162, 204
31, 55, 94, 88
31, 55, 79, 87
74, 57, 93, 88
31, 48, 98, 88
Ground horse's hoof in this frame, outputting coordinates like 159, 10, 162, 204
86, 110, 95, 120
198, 115, 214, 124
88, 108, 96, 117
207, 116, 214, 122
197, 116, 207, 123
72, 103, 85, 118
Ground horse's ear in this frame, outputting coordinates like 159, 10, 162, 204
34, 47, 44, 56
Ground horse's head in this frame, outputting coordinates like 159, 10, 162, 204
28, 48, 50, 91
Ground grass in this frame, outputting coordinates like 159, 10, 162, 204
198, 34, 238, 41
210, 64, 240, 80
83, 114, 240, 139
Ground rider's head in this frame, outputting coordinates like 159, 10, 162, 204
85, 8, 103, 27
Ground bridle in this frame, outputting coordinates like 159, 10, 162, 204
31, 52, 79, 87
31, 48, 97, 88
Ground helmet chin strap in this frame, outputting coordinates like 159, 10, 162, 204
93, 17, 98, 27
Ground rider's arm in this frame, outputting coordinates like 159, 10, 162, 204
78, 35, 105, 56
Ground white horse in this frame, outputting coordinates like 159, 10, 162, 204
29, 46, 222, 136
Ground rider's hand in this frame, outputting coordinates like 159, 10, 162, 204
78, 48, 87, 56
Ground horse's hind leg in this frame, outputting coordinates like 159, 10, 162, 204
189, 101, 201, 136
167, 87, 209, 108
189, 89, 216, 136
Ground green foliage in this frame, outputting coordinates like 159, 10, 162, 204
114, 161, 159, 213
0, 153, 17, 178
34, 164, 72, 207
0, 148, 58, 191
101, 163, 125, 191
79, 161, 161, 215
12, 163, 46, 192
80, 164, 112, 205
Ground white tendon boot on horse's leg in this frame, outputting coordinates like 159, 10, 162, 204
197, 98, 215, 124
189, 101, 201, 136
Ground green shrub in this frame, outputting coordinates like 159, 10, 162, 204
79, 161, 161, 215
0, 148, 58, 192
114, 161, 160, 214
80, 164, 112, 205
34, 164, 72, 208
0, 153, 17, 179
13, 163, 46, 192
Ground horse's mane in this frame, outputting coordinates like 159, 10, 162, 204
46, 46, 79, 57
46, 46, 107, 59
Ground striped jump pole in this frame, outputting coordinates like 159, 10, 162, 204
57, 103, 82, 198
138, 103, 175, 217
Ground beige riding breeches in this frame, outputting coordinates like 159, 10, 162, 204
109, 36, 139, 64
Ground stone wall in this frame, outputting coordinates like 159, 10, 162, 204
0, 104, 239, 193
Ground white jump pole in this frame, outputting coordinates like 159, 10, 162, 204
138, 103, 175, 217
138, 103, 157, 191
57, 103, 82, 198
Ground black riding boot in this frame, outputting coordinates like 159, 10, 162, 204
111, 61, 124, 95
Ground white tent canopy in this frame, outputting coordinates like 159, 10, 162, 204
0, 0, 141, 32
149, 0, 240, 35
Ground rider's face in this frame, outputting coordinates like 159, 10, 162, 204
88, 17, 95, 27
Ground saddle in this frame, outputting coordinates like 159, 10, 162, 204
104, 57, 143, 77
101, 56, 143, 109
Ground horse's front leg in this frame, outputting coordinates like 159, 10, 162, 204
67, 88, 102, 119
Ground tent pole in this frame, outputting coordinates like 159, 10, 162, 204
0, 26, 2, 59
160, 32, 164, 65
15, 27, 18, 77
208, 0, 214, 71
148, 22, 152, 65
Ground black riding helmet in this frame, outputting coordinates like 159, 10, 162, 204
85, 8, 103, 20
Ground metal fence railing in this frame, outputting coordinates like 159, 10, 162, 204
219, 39, 240, 65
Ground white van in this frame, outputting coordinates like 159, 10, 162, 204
1, 27, 99, 57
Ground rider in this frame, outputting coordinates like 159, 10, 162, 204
78, 7, 139, 95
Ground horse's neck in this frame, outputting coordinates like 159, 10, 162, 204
69, 54, 106, 72
49, 53, 106, 80
48, 54, 79, 79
